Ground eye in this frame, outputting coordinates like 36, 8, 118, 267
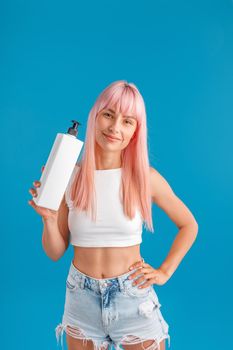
125, 120, 133, 125
104, 113, 112, 118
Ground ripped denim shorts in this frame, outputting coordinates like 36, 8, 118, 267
55, 259, 170, 350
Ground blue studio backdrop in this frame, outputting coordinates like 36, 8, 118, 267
1, 1, 232, 349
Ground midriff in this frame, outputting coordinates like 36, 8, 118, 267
72, 244, 143, 279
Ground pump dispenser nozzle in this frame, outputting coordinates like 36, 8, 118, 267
67, 120, 81, 137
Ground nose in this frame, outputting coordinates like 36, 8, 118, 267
108, 118, 121, 134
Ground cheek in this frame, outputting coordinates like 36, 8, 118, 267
95, 118, 107, 135
126, 130, 135, 141
99, 120, 110, 132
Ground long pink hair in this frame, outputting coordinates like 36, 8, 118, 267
70, 80, 154, 233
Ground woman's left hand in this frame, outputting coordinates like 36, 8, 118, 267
128, 259, 170, 287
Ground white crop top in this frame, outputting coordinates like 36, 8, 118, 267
65, 165, 143, 247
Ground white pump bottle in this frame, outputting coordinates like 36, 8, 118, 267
33, 120, 83, 211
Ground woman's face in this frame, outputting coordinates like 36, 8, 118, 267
95, 107, 138, 151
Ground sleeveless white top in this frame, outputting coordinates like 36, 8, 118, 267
65, 165, 143, 247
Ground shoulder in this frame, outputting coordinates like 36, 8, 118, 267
149, 166, 174, 204
149, 166, 199, 229
149, 165, 164, 185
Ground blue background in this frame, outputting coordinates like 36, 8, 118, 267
1, 0, 232, 349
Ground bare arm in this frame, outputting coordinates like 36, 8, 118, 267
159, 223, 198, 278
42, 194, 70, 261
150, 167, 199, 278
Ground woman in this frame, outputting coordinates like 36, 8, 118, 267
28, 80, 198, 350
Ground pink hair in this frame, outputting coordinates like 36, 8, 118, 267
70, 80, 154, 232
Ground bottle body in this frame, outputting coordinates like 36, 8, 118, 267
33, 133, 83, 210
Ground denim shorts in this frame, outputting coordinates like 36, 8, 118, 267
55, 259, 170, 350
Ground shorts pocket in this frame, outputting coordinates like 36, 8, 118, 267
66, 274, 79, 292
123, 277, 152, 298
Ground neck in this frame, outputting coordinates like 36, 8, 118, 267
95, 156, 122, 170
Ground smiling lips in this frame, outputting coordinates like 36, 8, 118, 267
103, 133, 121, 141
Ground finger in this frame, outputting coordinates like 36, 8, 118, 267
28, 199, 37, 208
129, 258, 145, 271
138, 280, 152, 288
33, 181, 41, 187
131, 268, 154, 284
41, 165, 45, 172
29, 188, 37, 197
132, 275, 147, 286
145, 272, 159, 280
128, 267, 151, 280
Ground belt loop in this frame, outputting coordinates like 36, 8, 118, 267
76, 274, 85, 289
79, 275, 85, 289
117, 276, 125, 292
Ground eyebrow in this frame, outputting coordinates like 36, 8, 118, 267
106, 108, 137, 120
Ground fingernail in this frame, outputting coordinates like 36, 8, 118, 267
129, 267, 133, 270
28, 200, 31, 204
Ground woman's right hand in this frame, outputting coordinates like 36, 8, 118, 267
28, 165, 58, 222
